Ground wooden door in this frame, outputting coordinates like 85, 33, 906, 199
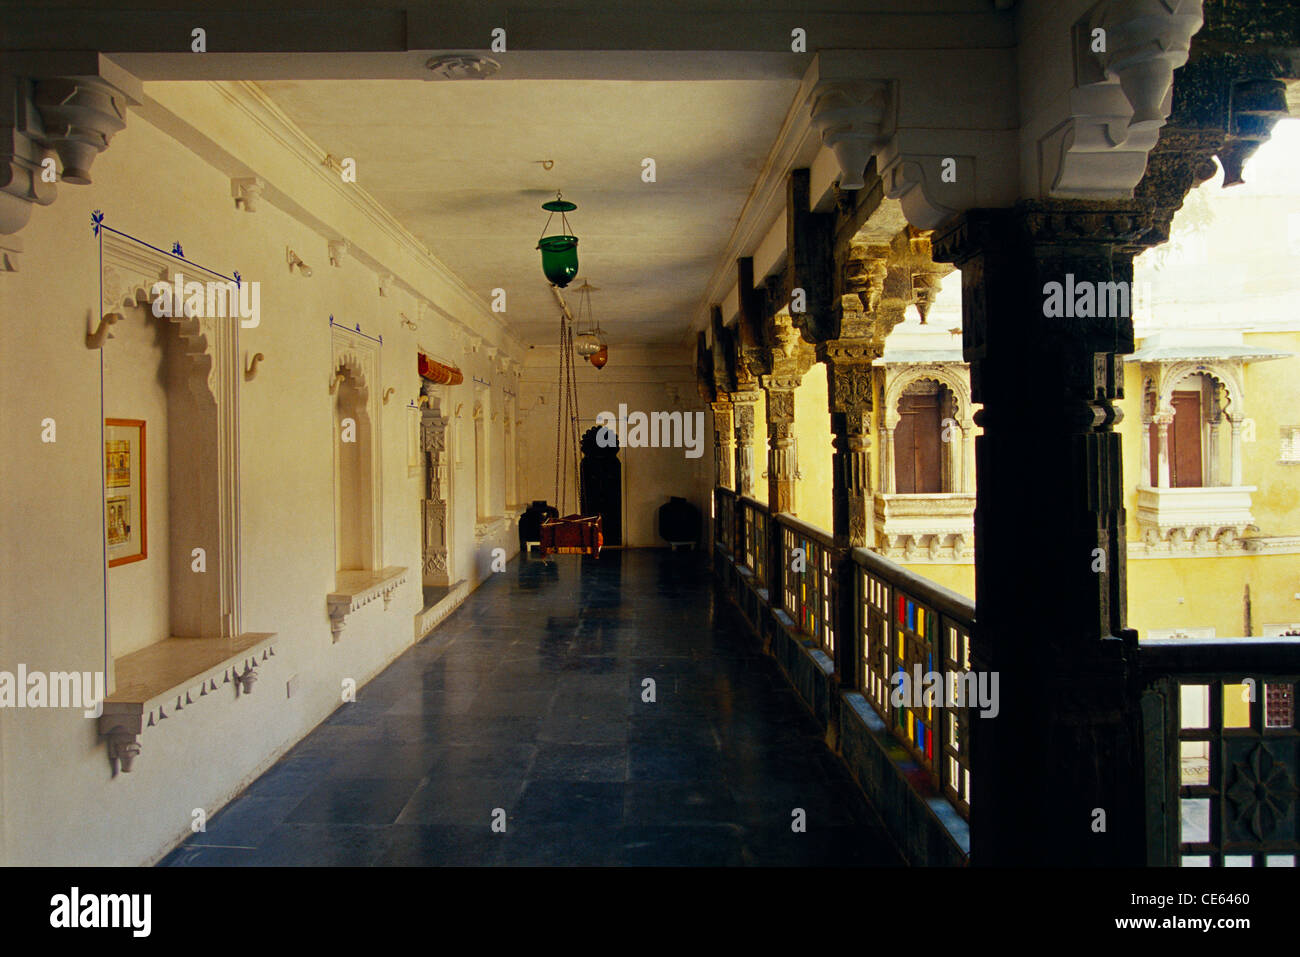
1170, 390, 1203, 488
895, 391, 943, 494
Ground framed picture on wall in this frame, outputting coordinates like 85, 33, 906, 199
104, 418, 146, 566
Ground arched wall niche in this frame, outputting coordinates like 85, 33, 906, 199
97, 231, 242, 655
331, 324, 383, 574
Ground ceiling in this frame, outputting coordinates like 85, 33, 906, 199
258, 74, 804, 347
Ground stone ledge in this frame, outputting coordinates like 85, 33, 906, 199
327, 566, 408, 642
99, 631, 277, 774
841, 692, 970, 865
414, 578, 469, 640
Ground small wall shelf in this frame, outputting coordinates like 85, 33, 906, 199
327, 566, 408, 642
98, 632, 277, 775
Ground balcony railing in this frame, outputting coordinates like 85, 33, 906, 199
854, 545, 975, 819
714, 486, 736, 557
1139, 637, 1300, 867
736, 497, 770, 590
713, 486, 1300, 861
777, 514, 835, 658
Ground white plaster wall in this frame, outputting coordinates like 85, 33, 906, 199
103, 314, 172, 656
517, 345, 710, 546
0, 105, 518, 864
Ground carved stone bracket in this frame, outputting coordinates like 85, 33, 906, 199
231, 176, 265, 212
1, 57, 142, 236
809, 77, 894, 191
1041, 0, 1204, 200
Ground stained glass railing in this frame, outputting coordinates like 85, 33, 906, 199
737, 497, 769, 590
853, 545, 975, 820
776, 514, 836, 659
1139, 638, 1300, 867
714, 487, 735, 557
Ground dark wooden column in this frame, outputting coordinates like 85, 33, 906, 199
730, 389, 761, 501
932, 203, 1151, 867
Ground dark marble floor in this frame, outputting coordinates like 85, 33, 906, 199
160, 550, 903, 866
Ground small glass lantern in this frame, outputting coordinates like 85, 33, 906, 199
573, 280, 605, 359
537, 194, 579, 288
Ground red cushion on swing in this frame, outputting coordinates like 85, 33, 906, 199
539, 514, 603, 556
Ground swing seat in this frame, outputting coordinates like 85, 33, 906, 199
539, 514, 603, 557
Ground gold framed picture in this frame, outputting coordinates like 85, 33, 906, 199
104, 419, 146, 566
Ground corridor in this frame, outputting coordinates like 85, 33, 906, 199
160, 550, 902, 866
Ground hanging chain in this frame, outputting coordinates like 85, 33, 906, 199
553, 310, 584, 515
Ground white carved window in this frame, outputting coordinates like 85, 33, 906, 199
1280, 427, 1300, 464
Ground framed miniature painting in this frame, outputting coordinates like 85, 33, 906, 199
104, 418, 147, 566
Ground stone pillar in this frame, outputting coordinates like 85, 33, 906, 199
1139, 419, 1152, 487
731, 390, 761, 499
879, 426, 895, 494
711, 400, 734, 490
421, 400, 451, 587
1155, 411, 1173, 488
960, 417, 974, 494
932, 204, 1149, 868
1206, 420, 1220, 486
1230, 420, 1243, 487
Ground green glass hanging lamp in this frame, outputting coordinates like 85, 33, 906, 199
537, 193, 579, 288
